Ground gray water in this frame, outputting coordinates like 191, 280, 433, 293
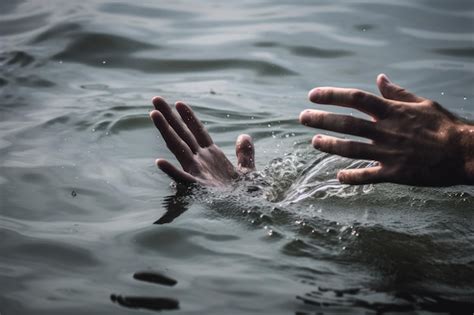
1, 0, 474, 314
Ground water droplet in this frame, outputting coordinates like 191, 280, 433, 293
226, 114, 230, 118
463, 96, 467, 100
267, 124, 271, 128
102, 60, 107, 64
58, 60, 63, 64
71, 190, 77, 197
440, 91, 445, 96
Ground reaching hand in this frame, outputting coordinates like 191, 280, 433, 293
150, 97, 255, 186
300, 74, 474, 186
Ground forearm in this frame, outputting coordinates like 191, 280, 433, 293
457, 123, 474, 184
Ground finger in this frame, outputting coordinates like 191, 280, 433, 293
152, 96, 200, 153
156, 159, 196, 184
299, 109, 378, 140
175, 102, 213, 148
376, 74, 425, 103
235, 134, 255, 172
312, 134, 389, 161
337, 166, 385, 185
150, 110, 194, 169
308, 87, 389, 119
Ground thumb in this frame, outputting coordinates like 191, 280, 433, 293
377, 73, 425, 103
235, 134, 255, 173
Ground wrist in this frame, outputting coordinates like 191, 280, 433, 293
457, 123, 474, 184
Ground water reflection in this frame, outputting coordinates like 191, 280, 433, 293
111, 271, 179, 312
154, 185, 194, 225
111, 294, 179, 312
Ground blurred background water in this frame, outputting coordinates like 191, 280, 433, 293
1, 0, 474, 314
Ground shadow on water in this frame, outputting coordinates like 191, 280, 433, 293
154, 185, 193, 225
111, 271, 179, 312
111, 186, 191, 312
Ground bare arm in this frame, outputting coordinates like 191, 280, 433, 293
299, 74, 474, 186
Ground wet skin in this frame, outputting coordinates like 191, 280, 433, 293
300, 74, 474, 186
151, 74, 474, 187
150, 97, 255, 186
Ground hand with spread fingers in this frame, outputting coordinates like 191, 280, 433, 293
300, 74, 474, 186
150, 97, 255, 186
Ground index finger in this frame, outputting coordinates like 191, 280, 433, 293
308, 87, 389, 119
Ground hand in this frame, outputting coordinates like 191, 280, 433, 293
299, 74, 474, 186
150, 97, 255, 186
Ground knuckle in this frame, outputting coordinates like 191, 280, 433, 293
350, 89, 366, 103
422, 100, 439, 109
338, 116, 350, 131
396, 87, 407, 96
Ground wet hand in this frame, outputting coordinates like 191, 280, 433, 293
150, 97, 255, 186
300, 74, 474, 186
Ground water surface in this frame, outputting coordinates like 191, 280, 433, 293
1, 0, 474, 314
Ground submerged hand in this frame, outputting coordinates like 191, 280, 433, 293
300, 74, 474, 186
150, 97, 255, 186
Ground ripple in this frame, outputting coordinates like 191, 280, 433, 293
432, 47, 474, 58
398, 27, 474, 41
2, 229, 99, 268
108, 114, 149, 134
0, 12, 49, 36
254, 41, 353, 58
0, 51, 35, 67
52, 51, 298, 76
99, 2, 193, 19
51, 32, 156, 59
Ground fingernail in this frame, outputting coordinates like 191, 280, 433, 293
308, 88, 320, 101
312, 135, 322, 148
337, 172, 346, 183
380, 73, 391, 84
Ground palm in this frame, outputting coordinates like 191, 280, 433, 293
150, 97, 255, 186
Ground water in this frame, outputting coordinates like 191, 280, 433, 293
1, 0, 474, 314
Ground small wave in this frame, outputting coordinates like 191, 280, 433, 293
254, 41, 353, 58
53, 52, 298, 76
0, 12, 49, 37
260, 149, 375, 204
99, 2, 193, 19
0, 51, 35, 67
51, 32, 156, 58
432, 47, 474, 58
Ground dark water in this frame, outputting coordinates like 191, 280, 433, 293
1, 0, 474, 314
